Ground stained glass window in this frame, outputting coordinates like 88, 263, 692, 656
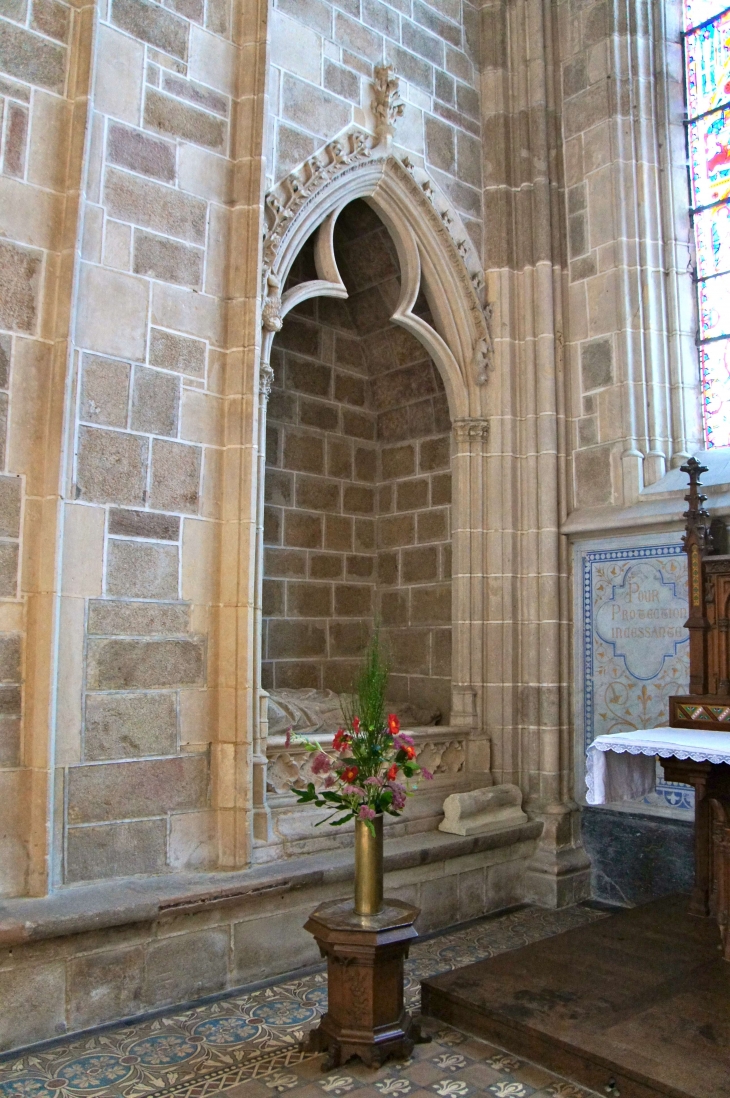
685, 3, 730, 446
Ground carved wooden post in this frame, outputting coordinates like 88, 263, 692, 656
680, 457, 711, 695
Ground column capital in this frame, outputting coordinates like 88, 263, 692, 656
452, 418, 490, 443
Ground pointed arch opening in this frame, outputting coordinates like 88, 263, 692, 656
250, 138, 494, 852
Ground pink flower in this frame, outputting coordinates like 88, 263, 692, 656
388, 782, 407, 811
364, 776, 384, 787
358, 805, 377, 820
392, 733, 414, 751
311, 751, 331, 775
324, 774, 336, 788
420, 767, 434, 781
342, 783, 366, 797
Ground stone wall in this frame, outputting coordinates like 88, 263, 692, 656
0, 0, 267, 894
268, 0, 483, 249
52, 0, 241, 884
0, 820, 541, 1052
264, 294, 378, 694
556, 0, 699, 507
263, 200, 452, 717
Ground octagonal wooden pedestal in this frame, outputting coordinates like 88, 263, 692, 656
304, 897, 423, 1068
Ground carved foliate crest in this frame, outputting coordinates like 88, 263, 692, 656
372, 63, 405, 149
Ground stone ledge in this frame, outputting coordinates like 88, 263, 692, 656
0, 821, 542, 948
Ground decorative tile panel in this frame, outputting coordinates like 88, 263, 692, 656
574, 535, 694, 814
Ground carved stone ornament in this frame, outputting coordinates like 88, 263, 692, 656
259, 362, 274, 400
261, 272, 283, 332
452, 418, 490, 442
262, 129, 374, 276
372, 64, 405, 149
260, 121, 495, 391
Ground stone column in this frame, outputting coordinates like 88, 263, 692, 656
481, 0, 590, 905
212, 0, 269, 868
5, 0, 97, 896
252, 361, 273, 842
451, 418, 491, 778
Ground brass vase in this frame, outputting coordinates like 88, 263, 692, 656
354, 813, 384, 915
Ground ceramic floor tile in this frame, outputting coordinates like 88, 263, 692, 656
0, 904, 606, 1098
458, 1064, 503, 1088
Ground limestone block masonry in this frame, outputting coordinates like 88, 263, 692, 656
0, 0, 705, 1053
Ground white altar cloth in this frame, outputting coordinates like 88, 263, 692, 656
586, 727, 730, 805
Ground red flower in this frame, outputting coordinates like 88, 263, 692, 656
387, 713, 400, 736
332, 728, 350, 752
352, 716, 361, 733
341, 764, 359, 784
387, 763, 398, 781
400, 744, 416, 760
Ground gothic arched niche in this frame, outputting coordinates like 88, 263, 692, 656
262, 197, 454, 723
251, 131, 495, 848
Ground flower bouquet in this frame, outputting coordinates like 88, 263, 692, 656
285, 631, 432, 914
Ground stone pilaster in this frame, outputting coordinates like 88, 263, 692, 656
480, 0, 590, 905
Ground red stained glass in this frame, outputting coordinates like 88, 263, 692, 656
689, 107, 730, 208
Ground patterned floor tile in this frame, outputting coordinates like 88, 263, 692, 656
0, 904, 607, 1098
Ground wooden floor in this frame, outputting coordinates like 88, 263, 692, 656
421, 895, 730, 1098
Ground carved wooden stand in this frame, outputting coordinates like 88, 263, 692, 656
304, 897, 424, 1068
666, 457, 730, 960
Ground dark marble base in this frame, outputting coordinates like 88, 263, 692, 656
581, 806, 694, 907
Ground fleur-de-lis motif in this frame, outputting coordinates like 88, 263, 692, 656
432, 1053, 467, 1070
375, 1079, 412, 1094
546, 1084, 591, 1098
487, 1053, 522, 1072
266, 1072, 299, 1091
431, 1082, 469, 1097
320, 1076, 355, 1094
488, 1082, 530, 1098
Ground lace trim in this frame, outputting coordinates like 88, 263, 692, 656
589, 740, 730, 766
585, 739, 730, 803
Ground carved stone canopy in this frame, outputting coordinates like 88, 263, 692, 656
259, 124, 494, 411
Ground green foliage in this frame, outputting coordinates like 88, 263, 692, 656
286, 626, 432, 826
341, 627, 388, 736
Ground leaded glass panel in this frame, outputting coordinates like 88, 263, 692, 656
686, 2, 730, 446
701, 339, 730, 445
693, 204, 730, 277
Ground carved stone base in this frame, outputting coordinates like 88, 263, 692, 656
304, 897, 424, 1068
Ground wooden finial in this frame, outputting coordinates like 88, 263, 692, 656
680, 456, 711, 554
680, 457, 711, 693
